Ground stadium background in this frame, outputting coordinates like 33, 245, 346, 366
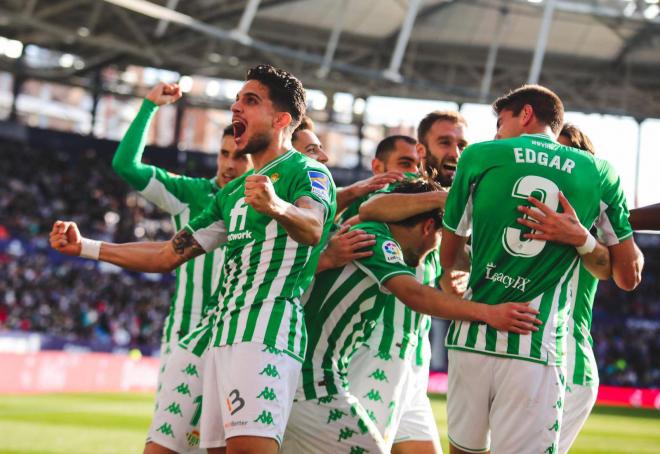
0, 0, 658, 452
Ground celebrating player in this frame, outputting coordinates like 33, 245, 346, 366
51, 64, 336, 454
281, 179, 541, 454
440, 85, 642, 454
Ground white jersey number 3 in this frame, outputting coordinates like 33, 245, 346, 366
502, 175, 559, 258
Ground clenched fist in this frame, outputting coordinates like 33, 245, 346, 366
50, 220, 82, 256
146, 82, 183, 106
244, 174, 282, 216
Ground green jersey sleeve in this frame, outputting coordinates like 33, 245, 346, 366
442, 144, 483, 237
352, 222, 416, 288
594, 158, 633, 245
111, 99, 158, 191
185, 192, 227, 252
288, 164, 336, 221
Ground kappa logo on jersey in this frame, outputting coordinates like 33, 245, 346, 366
308, 170, 330, 202
382, 240, 404, 264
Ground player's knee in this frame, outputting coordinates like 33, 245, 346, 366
143, 441, 177, 454
225, 436, 279, 454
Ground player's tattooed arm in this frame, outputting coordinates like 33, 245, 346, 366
171, 229, 205, 259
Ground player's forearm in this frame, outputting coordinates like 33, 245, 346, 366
610, 239, 644, 291
581, 241, 612, 280
336, 186, 359, 216
112, 99, 158, 191
629, 203, 660, 231
270, 200, 323, 246
401, 281, 486, 322
360, 192, 446, 222
440, 229, 466, 271
315, 251, 334, 274
99, 240, 184, 273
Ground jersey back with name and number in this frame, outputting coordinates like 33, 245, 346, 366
443, 133, 632, 365
181, 150, 336, 362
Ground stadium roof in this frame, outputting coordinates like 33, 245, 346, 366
1, 0, 660, 118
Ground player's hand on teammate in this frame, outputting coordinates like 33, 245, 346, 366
352, 171, 405, 197
49, 220, 82, 256
440, 270, 469, 296
322, 224, 376, 269
244, 174, 281, 216
146, 82, 182, 106
516, 191, 589, 247
483, 302, 541, 334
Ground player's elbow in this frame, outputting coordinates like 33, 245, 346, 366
614, 267, 642, 291
305, 226, 323, 247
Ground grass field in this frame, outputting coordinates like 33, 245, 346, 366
0, 393, 658, 453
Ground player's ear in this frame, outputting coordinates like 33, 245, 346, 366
415, 142, 427, 160
372, 158, 384, 174
273, 111, 292, 131
520, 104, 534, 127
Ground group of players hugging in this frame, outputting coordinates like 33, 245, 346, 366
50, 64, 653, 454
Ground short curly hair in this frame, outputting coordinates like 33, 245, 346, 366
246, 64, 306, 130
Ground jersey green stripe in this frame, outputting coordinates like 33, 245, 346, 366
180, 259, 196, 335
530, 291, 555, 359
399, 307, 412, 359
465, 322, 480, 348
507, 332, 520, 355
336, 302, 381, 387
226, 242, 263, 344
287, 303, 299, 353
202, 251, 215, 317
377, 297, 396, 353
213, 253, 245, 347
485, 326, 497, 351
555, 263, 576, 361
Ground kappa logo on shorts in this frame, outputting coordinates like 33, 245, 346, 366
257, 386, 278, 401
157, 422, 175, 438
327, 409, 347, 423
544, 443, 557, 454
368, 369, 389, 382
308, 170, 330, 202
259, 364, 281, 378
317, 395, 337, 405
254, 410, 275, 425
350, 447, 368, 454
338, 427, 357, 442
548, 419, 560, 432
226, 389, 246, 415
375, 351, 392, 361
366, 409, 377, 423
262, 345, 283, 356
182, 363, 199, 377
382, 240, 404, 264
165, 402, 183, 416
363, 389, 384, 402
174, 383, 191, 396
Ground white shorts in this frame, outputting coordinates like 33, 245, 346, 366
281, 389, 388, 454
199, 342, 300, 449
394, 357, 441, 451
147, 345, 206, 452
558, 382, 597, 454
347, 345, 410, 446
447, 350, 565, 454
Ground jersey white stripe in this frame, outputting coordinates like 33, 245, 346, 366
140, 172, 187, 215
217, 241, 254, 345
595, 200, 619, 246
455, 188, 474, 236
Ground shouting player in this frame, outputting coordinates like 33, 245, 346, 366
51, 64, 336, 454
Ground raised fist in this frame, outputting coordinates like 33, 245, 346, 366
146, 82, 183, 106
49, 220, 82, 256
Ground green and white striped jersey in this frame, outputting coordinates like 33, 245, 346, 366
301, 222, 416, 400
366, 249, 441, 364
112, 99, 223, 346
180, 150, 336, 362
443, 133, 633, 366
567, 265, 599, 386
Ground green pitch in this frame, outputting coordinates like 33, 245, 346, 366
0, 393, 658, 453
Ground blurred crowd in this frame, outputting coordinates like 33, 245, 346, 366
0, 137, 658, 387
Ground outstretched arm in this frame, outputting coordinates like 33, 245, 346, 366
517, 192, 612, 280
359, 190, 447, 223
112, 83, 183, 190
385, 274, 541, 335
49, 221, 204, 273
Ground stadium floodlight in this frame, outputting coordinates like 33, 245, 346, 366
59, 53, 75, 68
205, 80, 221, 98
1, 37, 23, 59
643, 4, 659, 18
77, 27, 90, 37
179, 75, 193, 93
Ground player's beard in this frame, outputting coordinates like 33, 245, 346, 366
425, 152, 456, 187
237, 130, 272, 158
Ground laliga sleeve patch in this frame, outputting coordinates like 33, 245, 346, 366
308, 170, 330, 202
382, 240, 405, 264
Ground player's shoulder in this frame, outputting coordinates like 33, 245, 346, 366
287, 150, 333, 175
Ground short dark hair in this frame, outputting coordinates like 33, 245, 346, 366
246, 64, 306, 130
375, 135, 417, 162
417, 111, 467, 146
560, 123, 595, 155
292, 115, 315, 143
223, 124, 234, 137
389, 178, 443, 229
492, 84, 564, 134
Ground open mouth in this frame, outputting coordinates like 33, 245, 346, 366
232, 119, 247, 140
443, 163, 457, 172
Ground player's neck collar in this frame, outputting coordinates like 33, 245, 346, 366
521, 132, 557, 142
256, 149, 295, 175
